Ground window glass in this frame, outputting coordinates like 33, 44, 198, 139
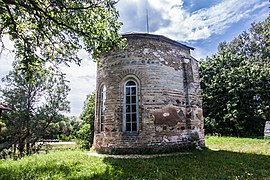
124, 80, 138, 132
126, 81, 136, 86
99, 85, 106, 132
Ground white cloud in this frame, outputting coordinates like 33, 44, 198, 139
191, 47, 209, 61
0, 36, 15, 89
0, 54, 14, 79
154, 0, 268, 41
0, 37, 96, 117
1, 0, 268, 116
148, 0, 182, 11
60, 50, 97, 116
116, 0, 170, 33
118, 0, 268, 41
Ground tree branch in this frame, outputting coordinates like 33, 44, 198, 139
4, 3, 19, 38
27, 0, 90, 38
2, 0, 15, 5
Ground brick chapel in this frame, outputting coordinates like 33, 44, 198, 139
94, 33, 204, 152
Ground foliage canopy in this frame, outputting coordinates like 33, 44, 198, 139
0, 0, 124, 76
79, 92, 95, 149
0, 61, 70, 155
200, 16, 270, 136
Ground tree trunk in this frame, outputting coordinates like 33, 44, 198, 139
26, 142, 30, 155
18, 142, 25, 158
13, 143, 17, 160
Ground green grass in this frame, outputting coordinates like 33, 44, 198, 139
43, 143, 78, 152
0, 136, 270, 180
206, 136, 270, 155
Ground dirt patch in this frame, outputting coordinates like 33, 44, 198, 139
87, 151, 191, 159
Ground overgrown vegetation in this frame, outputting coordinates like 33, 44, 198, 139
0, 89, 94, 159
0, 136, 269, 179
0, 61, 70, 157
79, 92, 95, 149
200, 16, 270, 137
0, 0, 123, 158
43, 116, 83, 141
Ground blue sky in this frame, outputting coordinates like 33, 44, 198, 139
0, 0, 269, 116
116, 0, 269, 59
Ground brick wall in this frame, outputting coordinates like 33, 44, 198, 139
94, 33, 204, 151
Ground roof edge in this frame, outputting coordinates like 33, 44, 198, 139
122, 33, 194, 50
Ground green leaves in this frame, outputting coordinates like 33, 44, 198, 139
80, 92, 95, 124
200, 16, 270, 137
0, 0, 124, 76
0, 60, 70, 151
79, 92, 95, 148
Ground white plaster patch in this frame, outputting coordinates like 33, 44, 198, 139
153, 52, 160, 57
106, 144, 114, 148
159, 57, 165, 61
169, 136, 179, 142
155, 126, 163, 132
143, 48, 150, 54
183, 58, 190, 63
163, 112, 170, 117
162, 136, 169, 142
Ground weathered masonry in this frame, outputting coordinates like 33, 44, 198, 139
94, 33, 204, 152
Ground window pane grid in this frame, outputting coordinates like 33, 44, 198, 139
99, 86, 106, 132
124, 81, 138, 132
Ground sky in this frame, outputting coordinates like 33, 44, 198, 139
0, 0, 268, 117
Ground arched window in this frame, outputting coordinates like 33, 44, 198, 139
99, 85, 106, 132
124, 80, 138, 132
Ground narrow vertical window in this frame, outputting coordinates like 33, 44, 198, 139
124, 80, 138, 132
99, 85, 106, 132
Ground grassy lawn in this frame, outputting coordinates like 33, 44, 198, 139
0, 136, 269, 180
206, 136, 270, 155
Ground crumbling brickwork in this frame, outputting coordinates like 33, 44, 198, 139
94, 33, 204, 152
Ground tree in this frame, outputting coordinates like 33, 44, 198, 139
0, 61, 70, 155
0, 0, 125, 77
80, 92, 95, 124
199, 16, 270, 137
79, 92, 95, 149
44, 115, 83, 140
0, 118, 7, 138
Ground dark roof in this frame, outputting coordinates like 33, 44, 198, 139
122, 33, 194, 50
0, 105, 12, 111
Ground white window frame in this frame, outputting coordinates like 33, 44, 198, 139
99, 85, 106, 132
123, 80, 139, 132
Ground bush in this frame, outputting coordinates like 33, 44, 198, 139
76, 123, 93, 150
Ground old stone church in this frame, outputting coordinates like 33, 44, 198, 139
94, 33, 204, 152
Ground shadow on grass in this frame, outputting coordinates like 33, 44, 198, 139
0, 149, 269, 180
0, 159, 75, 180
94, 149, 270, 180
